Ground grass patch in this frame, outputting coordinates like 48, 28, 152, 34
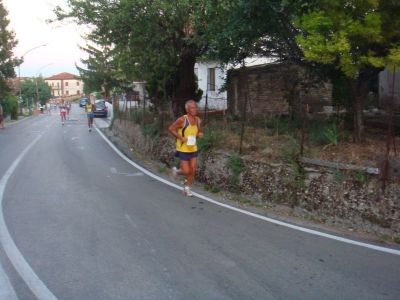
203, 184, 221, 193
354, 170, 367, 185
157, 164, 168, 174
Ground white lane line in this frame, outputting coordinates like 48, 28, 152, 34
0, 261, 18, 300
0, 134, 58, 300
95, 127, 400, 256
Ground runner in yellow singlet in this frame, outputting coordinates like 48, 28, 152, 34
85, 96, 95, 132
168, 100, 203, 196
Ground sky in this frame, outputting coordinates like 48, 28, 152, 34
3, 0, 88, 78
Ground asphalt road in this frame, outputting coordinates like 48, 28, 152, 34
0, 105, 399, 300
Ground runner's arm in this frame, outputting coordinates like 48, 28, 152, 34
196, 118, 204, 138
168, 117, 187, 142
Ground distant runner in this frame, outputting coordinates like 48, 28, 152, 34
168, 100, 203, 197
85, 97, 95, 132
66, 101, 71, 119
59, 99, 67, 126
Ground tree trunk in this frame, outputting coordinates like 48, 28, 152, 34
172, 50, 197, 117
350, 78, 367, 143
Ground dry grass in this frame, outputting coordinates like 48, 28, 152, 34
207, 121, 400, 166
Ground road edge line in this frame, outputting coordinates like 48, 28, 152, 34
0, 134, 58, 300
95, 127, 400, 256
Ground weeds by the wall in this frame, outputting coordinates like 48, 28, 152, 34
227, 154, 245, 192
354, 170, 367, 185
333, 169, 344, 183
141, 122, 160, 138
324, 123, 339, 146
197, 129, 219, 154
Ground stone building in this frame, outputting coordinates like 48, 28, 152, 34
45, 72, 84, 98
227, 63, 332, 120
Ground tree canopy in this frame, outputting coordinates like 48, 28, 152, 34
0, 0, 19, 99
295, 0, 400, 141
20, 78, 52, 106
54, 0, 229, 115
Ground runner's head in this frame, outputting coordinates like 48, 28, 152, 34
185, 100, 198, 116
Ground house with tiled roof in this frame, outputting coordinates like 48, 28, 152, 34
45, 72, 84, 98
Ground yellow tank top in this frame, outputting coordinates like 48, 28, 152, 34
176, 115, 199, 153
86, 104, 93, 113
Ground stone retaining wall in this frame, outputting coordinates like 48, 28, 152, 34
110, 119, 400, 235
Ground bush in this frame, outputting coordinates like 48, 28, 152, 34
197, 129, 219, 154
141, 122, 160, 138
354, 171, 367, 185
323, 123, 339, 146
227, 154, 245, 191
130, 109, 153, 124
1, 95, 18, 120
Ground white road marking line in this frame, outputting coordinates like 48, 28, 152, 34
123, 172, 144, 177
95, 127, 400, 256
0, 134, 58, 300
71, 137, 78, 141
0, 260, 18, 300
110, 167, 143, 177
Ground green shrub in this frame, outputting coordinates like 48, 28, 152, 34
227, 154, 245, 191
141, 122, 160, 138
324, 123, 339, 146
1, 95, 18, 120
197, 129, 219, 154
281, 135, 300, 163
354, 171, 367, 185
130, 109, 153, 124
333, 169, 344, 183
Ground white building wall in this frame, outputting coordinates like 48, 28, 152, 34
63, 79, 83, 96
46, 78, 84, 97
195, 61, 227, 110
194, 57, 275, 110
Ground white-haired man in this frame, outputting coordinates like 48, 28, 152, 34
168, 100, 203, 196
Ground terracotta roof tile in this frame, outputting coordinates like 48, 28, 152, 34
45, 72, 80, 80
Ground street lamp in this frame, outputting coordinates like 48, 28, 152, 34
18, 44, 47, 114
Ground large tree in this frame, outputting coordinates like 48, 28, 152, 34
0, 0, 19, 99
295, 0, 400, 141
54, 0, 229, 116
77, 42, 121, 99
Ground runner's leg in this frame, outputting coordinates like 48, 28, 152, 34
187, 157, 197, 186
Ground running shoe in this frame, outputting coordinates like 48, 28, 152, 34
171, 167, 178, 178
184, 186, 193, 197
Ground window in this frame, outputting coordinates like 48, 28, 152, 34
57, 82, 59, 87
208, 68, 216, 91
77, 90, 80, 95
65, 82, 69, 86
77, 81, 80, 86
65, 90, 69, 95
